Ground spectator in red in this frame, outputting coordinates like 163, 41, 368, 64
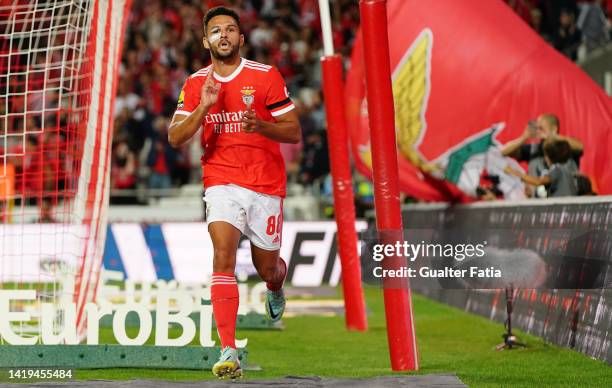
206, 0, 227, 8
111, 140, 137, 191
298, 0, 320, 29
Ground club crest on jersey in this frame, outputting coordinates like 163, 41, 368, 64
241, 87, 255, 106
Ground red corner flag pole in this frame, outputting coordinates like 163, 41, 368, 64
359, 0, 419, 370
318, 0, 368, 331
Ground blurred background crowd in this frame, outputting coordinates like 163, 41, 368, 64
109, 0, 611, 215
507, 0, 610, 60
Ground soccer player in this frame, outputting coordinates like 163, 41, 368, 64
167, 6, 301, 379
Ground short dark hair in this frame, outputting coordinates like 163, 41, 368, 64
204, 6, 241, 34
543, 139, 571, 164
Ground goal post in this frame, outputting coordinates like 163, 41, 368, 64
318, 0, 368, 332
0, 0, 132, 340
358, 0, 419, 371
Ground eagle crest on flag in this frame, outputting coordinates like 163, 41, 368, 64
358, 29, 433, 172
357, 28, 524, 199
348, 0, 612, 199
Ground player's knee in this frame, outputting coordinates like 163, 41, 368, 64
213, 247, 236, 272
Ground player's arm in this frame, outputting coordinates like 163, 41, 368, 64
168, 68, 220, 148
242, 107, 301, 144
168, 108, 205, 148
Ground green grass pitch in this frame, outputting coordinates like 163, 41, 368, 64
69, 287, 611, 386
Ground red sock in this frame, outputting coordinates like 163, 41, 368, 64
211, 272, 239, 349
266, 257, 287, 291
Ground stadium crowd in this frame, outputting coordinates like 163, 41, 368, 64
507, 0, 611, 60
0, 0, 607, 225
111, 0, 357, 203
108, 0, 610, 209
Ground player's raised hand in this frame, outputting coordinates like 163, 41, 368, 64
242, 103, 259, 133
201, 65, 221, 109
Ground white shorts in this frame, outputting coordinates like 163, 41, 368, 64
204, 184, 283, 251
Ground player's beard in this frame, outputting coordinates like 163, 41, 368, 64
210, 41, 240, 61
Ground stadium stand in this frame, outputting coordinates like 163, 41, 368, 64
109, 0, 610, 218
6, 0, 605, 221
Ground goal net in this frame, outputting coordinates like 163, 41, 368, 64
0, 0, 131, 342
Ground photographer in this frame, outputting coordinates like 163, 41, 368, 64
502, 113, 583, 196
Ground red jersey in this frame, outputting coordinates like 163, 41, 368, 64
175, 58, 295, 197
